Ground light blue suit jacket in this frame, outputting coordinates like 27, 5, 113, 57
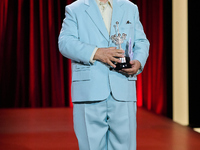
58, 0, 149, 102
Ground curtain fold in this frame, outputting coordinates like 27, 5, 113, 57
134, 0, 167, 115
0, 0, 166, 115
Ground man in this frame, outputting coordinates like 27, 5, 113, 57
58, 0, 149, 149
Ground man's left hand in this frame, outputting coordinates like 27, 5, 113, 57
120, 60, 141, 75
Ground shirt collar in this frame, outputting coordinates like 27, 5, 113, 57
95, 0, 113, 8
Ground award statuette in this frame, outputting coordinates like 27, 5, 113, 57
111, 21, 132, 70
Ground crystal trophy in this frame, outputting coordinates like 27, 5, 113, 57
111, 21, 132, 70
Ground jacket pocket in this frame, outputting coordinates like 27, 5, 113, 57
128, 75, 137, 81
72, 70, 91, 82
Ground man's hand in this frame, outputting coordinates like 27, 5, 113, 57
120, 60, 141, 75
93, 47, 125, 68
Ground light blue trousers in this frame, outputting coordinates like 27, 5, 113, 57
73, 94, 137, 150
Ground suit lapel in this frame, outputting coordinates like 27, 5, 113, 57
85, 0, 109, 41
110, 0, 125, 37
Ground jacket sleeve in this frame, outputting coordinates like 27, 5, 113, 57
58, 6, 96, 65
132, 5, 150, 74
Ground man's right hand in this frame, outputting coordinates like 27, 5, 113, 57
93, 47, 125, 68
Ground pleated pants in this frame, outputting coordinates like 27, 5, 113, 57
73, 94, 137, 150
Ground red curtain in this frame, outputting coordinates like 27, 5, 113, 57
0, 0, 166, 115
0, 0, 72, 107
134, 0, 167, 115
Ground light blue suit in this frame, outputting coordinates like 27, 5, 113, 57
58, 0, 149, 149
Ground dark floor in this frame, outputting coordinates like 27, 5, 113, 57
0, 107, 200, 150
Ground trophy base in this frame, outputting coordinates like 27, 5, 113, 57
114, 57, 132, 70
